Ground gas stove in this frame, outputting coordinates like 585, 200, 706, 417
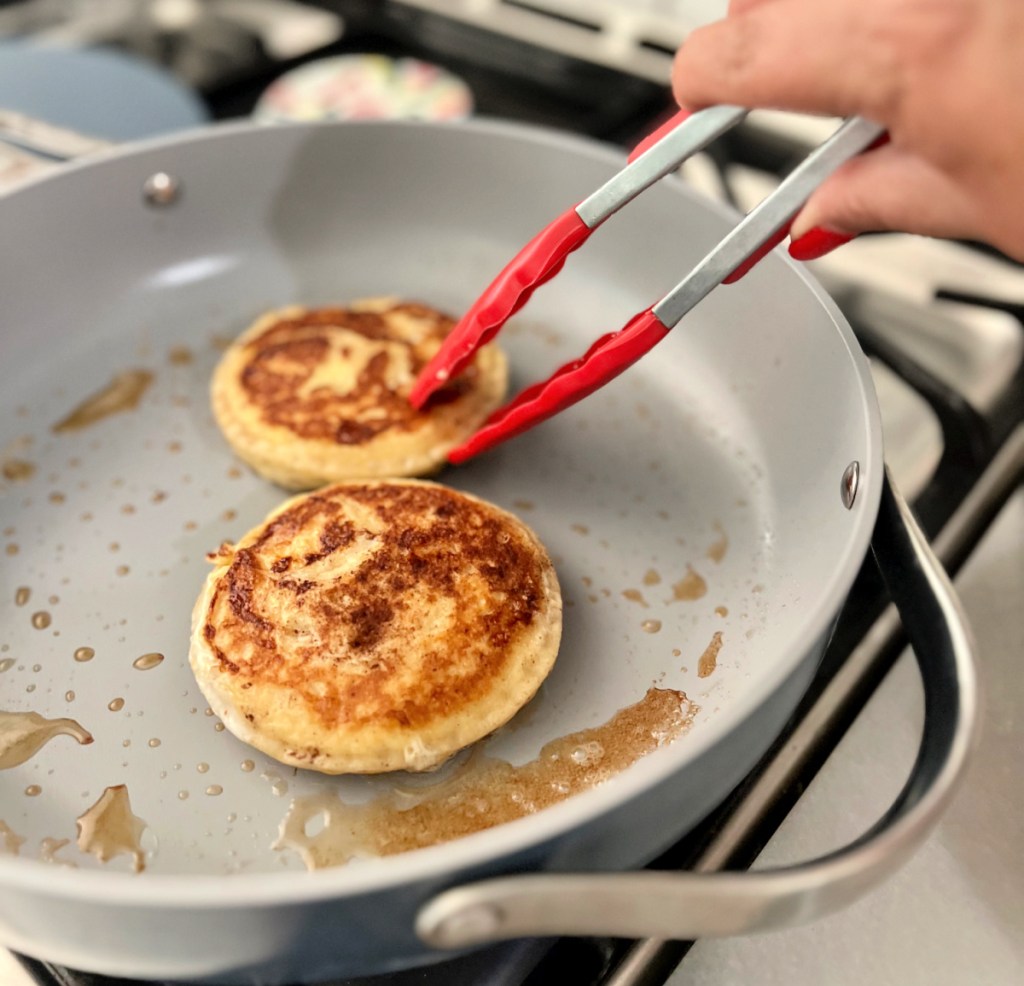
3, 2, 1021, 985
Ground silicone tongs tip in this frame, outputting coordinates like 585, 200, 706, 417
410, 207, 592, 411
446, 308, 669, 463
408, 367, 448, 410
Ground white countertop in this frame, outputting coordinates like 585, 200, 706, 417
0, 947, 30, 985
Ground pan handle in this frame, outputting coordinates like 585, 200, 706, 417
416, 469, 978, 948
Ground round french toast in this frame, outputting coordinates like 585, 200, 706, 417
210, 299, 507, 489
189, 480, 562, 774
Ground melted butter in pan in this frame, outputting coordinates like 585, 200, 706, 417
51, 370, 153, 433
0, 820, 25, 854
274, 687, 698, 870
76, 785, 148, 873
0, 710, 93, 769
698, 631, 724, 679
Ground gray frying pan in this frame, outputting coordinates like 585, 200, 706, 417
0, 119, 976, 984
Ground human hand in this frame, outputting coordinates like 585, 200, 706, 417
672, 0, 1024, 261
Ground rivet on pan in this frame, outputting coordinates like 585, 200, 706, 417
142, 172, 181, 207
841, 461, 860, 509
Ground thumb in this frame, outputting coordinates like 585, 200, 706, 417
790, 143, 980, 244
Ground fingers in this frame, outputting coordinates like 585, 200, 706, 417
673, 0, 903, 121
726, 0, 778, 14
788, 143, 980, 243
672, 1, 1024, 259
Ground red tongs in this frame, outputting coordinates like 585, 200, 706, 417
410, 108, 886, 463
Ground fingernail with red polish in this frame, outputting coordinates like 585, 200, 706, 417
788, 227, 855, 261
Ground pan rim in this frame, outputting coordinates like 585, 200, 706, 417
0, 117, 884, 905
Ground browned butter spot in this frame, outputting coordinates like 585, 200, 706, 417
697, 631, 724, 679
76, 785, 147, 873
132, 652, 164, 671
39, 837, 74, 866
274, 687, 698, 870
671, 566, 707, 602
0, 820, 26, 855
706, 522, 728, 563
52, 370, 154, 433
2, 459, 35, 482
0, 710, 93, 769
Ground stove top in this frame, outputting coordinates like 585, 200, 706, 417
3, 3, 1021, 985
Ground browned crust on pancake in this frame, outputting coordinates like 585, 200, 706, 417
210, 300, 507, 488
192, 481, 561, 773
238, 302, 474, 444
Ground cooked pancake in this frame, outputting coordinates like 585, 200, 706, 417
189, 480, 562, 774
211, 298, 507, 489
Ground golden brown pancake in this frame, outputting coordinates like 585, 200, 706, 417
210, 298, 507, 489
189, 480, 562, 774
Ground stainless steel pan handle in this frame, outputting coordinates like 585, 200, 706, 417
417, 469, 978, 948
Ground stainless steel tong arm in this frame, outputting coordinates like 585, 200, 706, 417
654, 115, 885, 328
576, 105, 748, 228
